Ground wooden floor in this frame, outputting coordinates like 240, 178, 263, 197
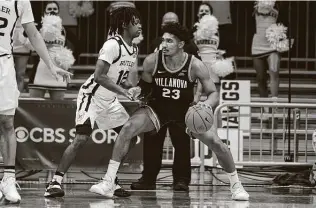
1, 183, 316, 208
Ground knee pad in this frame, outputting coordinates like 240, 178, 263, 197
75, 124, 92, 136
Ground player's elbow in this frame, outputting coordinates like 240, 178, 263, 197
94, 73, 103, 85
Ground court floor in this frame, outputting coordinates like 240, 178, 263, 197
1, 183, 316, 208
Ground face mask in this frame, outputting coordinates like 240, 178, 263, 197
48, 11, 58, 15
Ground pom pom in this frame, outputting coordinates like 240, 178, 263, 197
69, 1, 94, 18
212, 57, 235, 77
40, 15, 62, 42
50, 46, 75, 70
80, 1, 94, 17
254, 0, 276, 14
266, 23, 290, 52
69, 1, 81, 17
132, 32, 144, 45
194, 15, 218, 40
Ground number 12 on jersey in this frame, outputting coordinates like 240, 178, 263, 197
116, 70, 129, 85
162, 88, 180, 99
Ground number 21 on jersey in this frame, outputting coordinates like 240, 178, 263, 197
162, 88, 180, 99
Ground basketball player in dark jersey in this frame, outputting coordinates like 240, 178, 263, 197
92, 23, 249, 201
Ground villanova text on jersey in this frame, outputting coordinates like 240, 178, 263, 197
154, 77, 188, 89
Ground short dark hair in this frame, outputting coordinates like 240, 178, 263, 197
161, 23, 190, 44
109, 7, 140, 36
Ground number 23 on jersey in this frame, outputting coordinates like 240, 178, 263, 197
162, 88, 180, 100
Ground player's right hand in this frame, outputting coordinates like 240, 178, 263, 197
50, 65, 73, 83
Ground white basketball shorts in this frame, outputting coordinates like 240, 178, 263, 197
0, 55, 20, 115
75, 90, 130, 130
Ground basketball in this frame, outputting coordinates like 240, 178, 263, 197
185, 104, 214, 134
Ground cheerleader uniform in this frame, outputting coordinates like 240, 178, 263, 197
195, 33, 220, 84
29, 28, 67, 91
251, 8, 279, 58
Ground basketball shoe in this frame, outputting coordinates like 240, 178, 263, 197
89, 175, 116, 198
44, 180, 64, 197
231, 181, 249, 201
0, 177, 21, 203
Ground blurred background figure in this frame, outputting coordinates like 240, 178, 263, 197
12, 22, 34, 92
252, 1, 286, 119
204, 0, 236, 57
29, 1, 74, 100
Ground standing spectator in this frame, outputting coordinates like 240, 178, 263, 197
131, 12, 196, 192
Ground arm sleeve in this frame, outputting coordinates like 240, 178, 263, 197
19, 0, 34, 25
98, 39, 120, 64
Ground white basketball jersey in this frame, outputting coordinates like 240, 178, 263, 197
0, 0, 34, 55
80, 36, 138, 100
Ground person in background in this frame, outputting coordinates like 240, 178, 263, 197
204, 1, 236, 57
12, 22, 34, 92
28, 1, 69, 100
252, 1, 281, 120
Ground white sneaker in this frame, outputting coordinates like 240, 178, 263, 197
231, 182, 249, 201
0, 177, 21, 203
89, 176, 116, 198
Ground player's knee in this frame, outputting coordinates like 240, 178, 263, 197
121, 121, 138, 140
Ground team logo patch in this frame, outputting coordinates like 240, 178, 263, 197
77, 111, 86, 122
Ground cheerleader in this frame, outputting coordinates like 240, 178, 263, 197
29, 1, 74, 100
252, 0, 282, 117
193, 3, 234, 104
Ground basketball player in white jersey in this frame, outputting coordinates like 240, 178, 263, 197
44, 7, 142, 198
0, 0, 71, 203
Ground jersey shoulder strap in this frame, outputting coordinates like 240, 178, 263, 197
108, 36, 123, 64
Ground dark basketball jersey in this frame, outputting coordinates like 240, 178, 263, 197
148, 50, 195, 122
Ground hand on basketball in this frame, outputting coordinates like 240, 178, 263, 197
195, 102, 213, 112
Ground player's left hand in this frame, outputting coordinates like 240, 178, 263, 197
195, 101, 213, 112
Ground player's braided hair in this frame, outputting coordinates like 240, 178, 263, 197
161, 22, 190, 44
109, 7, 140, 36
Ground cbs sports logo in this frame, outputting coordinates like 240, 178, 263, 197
15, 127, 141, 144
